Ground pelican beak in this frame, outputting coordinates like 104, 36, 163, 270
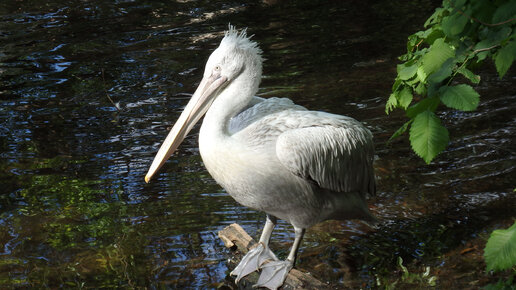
145, 72, 228, 183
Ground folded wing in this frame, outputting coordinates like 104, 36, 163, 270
276, 113, 375, 196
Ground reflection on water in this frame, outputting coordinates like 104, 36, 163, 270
1, 0, 514, 288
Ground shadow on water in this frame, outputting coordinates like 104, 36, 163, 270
0, 0, 514, 288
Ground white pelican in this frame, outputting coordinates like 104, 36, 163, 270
145, 26, 376, 289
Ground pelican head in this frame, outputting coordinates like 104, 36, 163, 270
145, 26, 263, 183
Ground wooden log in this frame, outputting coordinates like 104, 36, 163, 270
218, 223, 329, 289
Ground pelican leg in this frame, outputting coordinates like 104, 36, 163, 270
255, 227, 305, 290
231, 215, 278, 282
258, 215, 277, 245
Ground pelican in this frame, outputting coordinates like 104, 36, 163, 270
145, 26, 376, 289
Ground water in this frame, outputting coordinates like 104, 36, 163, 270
1, 0, 514, 288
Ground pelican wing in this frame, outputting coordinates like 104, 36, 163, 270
229, 97, 306, 134
276, 113, 375, 195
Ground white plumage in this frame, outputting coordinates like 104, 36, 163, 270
146, 26, 376, 289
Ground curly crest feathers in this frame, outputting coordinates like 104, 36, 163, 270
220, 25, 263, 61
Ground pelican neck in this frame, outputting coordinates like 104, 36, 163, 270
201, 75, 256, 139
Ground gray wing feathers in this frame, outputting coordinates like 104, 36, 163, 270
232, 100, 376, 196
229, 97, 306, 134
276, 121, 375, 196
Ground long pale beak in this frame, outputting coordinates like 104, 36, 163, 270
145, 72, 228, 183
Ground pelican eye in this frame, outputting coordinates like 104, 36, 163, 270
214, 65, 221, 71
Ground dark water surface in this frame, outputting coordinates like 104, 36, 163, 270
1, 0, 514, 288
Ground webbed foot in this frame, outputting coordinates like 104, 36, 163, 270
230, 243, 278, 283
254, 260, 293, 290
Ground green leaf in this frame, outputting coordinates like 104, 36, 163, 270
492, 1, 516, 23
406, 97, 440, 118
492, 26, 512, 43
407, 34, 421, 52
450, 0, 466, 12
392, 78, 402, 92
471, 0, 498, 24
442, 13, 469, 38
421, 38, 455, 77
474, 38, 497, 51
457, 66, 481, 84
439, 84, 480, 111
388, 120, 413, 142
398, 86, 413, 109
473, 36, 501, 61
476, 50, 490, 62
495, 40, 516, 78
424, 7, 446, 27
484, 221, 516, 272
414, 26, 445, 46
427, 58, 454, 85
409, 111, 449, 164
424, 28, 445, 46
417, 66, 427, 82
484, 278, 516, 290
415, 82, 427, 95
398, 63, 418, 80
386, 92, 398, 114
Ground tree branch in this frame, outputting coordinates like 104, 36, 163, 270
458, 9, 515, 27
218, 224, 329, 289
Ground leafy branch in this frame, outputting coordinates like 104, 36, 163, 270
457, 7, 516, 27
386, 0, 516, 164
